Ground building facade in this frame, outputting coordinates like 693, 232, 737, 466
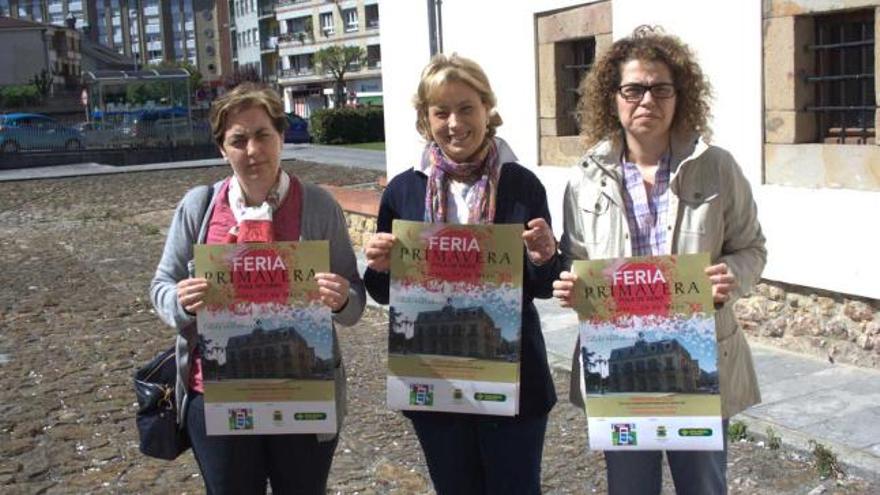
607, 338, 700, 393
228, 0, 278, 82
411, 305, 503, 360
0, 16, 81, 90
275, 0, 381, 115
380, 0, 880, 301
1, 0, 233, 84
224, 322, 317, 379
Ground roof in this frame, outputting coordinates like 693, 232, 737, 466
609, 338, 689, 360
82, 68, 191, 84
79, 37, 135, 70
0, 16, 49, 31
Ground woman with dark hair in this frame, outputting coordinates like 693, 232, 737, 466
363, 53, 559, 494
150, 82, 365, 494
553, 26, 766, 494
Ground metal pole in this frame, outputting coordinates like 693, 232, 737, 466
436, 0, 443, 54
427, 0, 437, 57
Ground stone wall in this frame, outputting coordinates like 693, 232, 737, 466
735, 282, 880, 369
345, 211, 377, 250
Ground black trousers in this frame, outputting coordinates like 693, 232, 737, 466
409, 412, 548, 495
185, 393, 338, 495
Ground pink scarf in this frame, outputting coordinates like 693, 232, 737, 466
423, 140, 500, 224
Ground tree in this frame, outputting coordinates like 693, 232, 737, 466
30, 69, 54, 99
314, 45, 366, 108
222, 65, 263, 90
153, 60, 203, 95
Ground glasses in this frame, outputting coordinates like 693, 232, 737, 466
617, 83, 676, 102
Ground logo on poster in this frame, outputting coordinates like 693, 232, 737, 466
409, 384, 434, 406
612, 423, 638, 446
656, 425, 668, 439
228, 408, 255, 430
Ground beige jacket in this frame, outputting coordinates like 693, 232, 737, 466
559, 133, 766, 418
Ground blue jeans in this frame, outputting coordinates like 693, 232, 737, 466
409, 413, 548, 495
604, 420, 729, 495
185, 393, 338, 495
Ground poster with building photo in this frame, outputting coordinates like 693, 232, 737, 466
387, 220, 524, 416
572, 253, 723, 451
194, 241, 336, 435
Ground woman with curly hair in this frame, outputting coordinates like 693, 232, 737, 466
553, 26, 766, 494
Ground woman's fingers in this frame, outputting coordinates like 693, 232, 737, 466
365, 233, 396, 271
705, 263, 737, 303
522, 218, 556, 265
552, 271, 578, 308
177, 277, 209, 313
315, 273, 350, 312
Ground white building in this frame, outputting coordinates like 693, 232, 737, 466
379, 0, 880, 300
276, 0, 381, 116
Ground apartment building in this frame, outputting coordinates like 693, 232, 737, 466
0, 0, 233, 84
0, 15, 81, 90
229, 0, 278, 82
275, 0, 381, 115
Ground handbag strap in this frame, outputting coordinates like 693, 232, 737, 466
198, 183, 215, 227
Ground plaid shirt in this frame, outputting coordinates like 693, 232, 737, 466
621, 154, 671, 256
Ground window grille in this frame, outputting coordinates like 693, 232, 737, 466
807, 10, 876, 144
560, 37, 595, 135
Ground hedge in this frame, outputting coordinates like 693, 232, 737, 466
310, 107, 384, 144
0, 84, 41, 109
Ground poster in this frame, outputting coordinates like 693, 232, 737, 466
387, 220, 523, 416
194, 241, 336, 435
573, 253, 722, 450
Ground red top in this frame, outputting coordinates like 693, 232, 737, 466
189, 175, 303, 393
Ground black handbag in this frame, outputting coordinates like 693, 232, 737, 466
133, 346, 190, 460
135, 185, 212, 460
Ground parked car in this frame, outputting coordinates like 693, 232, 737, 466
130, 109, 211, 147
0, 113, 83, 153
284, 113, 310, 143
76, 121, 137, 149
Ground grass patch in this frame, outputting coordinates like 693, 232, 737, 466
337, 141, 385, 151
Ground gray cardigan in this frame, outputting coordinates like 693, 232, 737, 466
149, 179, 366, 435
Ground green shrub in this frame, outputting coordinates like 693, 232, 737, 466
765, 426, 781, 450
810, 440, 844, 479
0, 84, 41, 108
310, 107, 384, 144
728, 420, 751, 442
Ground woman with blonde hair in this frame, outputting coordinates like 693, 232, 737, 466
553, 26, 766, 494
363, 53, 560, 494
150, 82, 365, 494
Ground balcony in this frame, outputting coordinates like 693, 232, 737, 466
278, 31, 313, 46
279, 67, 316, 80
258, 2, 275, 18
277, 0, 309, 7
261, 37, 278, 52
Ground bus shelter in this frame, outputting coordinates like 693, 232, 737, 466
81, 68, 196, 147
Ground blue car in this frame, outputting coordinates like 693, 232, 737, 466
0, 113, 84, 153
284, 113, 310, 143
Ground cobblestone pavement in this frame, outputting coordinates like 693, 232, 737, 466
0, 163, 876, 494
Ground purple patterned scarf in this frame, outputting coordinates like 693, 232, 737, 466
423, 140, 500, 224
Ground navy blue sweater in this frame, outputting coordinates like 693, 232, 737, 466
364, 162, 560, 417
